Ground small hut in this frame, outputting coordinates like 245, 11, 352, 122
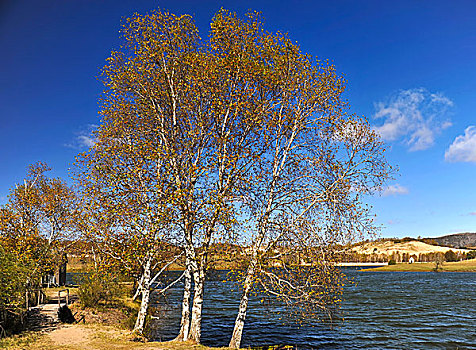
42, 260, 67, 287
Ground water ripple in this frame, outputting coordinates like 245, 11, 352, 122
151, 270, 476, 349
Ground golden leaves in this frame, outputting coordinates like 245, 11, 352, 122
66, 8, 395, 336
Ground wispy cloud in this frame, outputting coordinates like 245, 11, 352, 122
445, 126, 476, 163
383, 184, 409, 197
65, 124, 98, 150
76, 134, 96, 148
387, 219, 400, 225
373, 88, 453, 151
450, 228, 465, 233
468, 212, 476, 216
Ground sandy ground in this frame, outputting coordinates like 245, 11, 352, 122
1, 324, 226, 350
47, 326, 93, 347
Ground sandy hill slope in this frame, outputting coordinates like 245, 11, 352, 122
353, 240, 471, 256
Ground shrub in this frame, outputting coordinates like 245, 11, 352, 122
433, 253, 444, 272
444, 250, 457, 262
0, 248, 33, 337
467, 250, 476, 260
388, 259, 396, 265
76, 272, 122, 308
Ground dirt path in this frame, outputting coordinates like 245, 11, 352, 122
43, 325, 218, 349
2, 324, 226, 350
47, 326, 93, 347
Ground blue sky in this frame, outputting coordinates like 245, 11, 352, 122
1, 0, 475, 238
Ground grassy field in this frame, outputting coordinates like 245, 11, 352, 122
362, 258, 476, 272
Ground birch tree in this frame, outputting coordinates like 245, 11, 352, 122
81, 7, 391, 344
225, 17, 393, 350
0, 162, 78, 281
76, 110, 184, 334
88, 9, 285, 342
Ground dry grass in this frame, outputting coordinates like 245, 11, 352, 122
0, 324, 232, 350
362, 258, 476, 272
0, 331, 43, 349
43, 286, 79, 300
440, 258, 476, 271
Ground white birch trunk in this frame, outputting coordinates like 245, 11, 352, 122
229, 120, 297, 347
188, 264, 205, 343
174, 258, 192, 341
132, 274, 144, 301
229, 258, 257, 348
133, 257, 151, 334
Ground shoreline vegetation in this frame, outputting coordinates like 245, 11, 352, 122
67, 251, 476, 274
362, 258, 476, 272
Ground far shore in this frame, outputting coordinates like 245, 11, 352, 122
337, 262, 388, 267
361, 258, 476, 272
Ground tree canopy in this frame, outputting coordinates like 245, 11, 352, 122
0, 163, 78, 336
0, 162, 77, 278
76, 8, 392, 345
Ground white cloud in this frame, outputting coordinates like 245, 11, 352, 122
469, 212, 476, 216
383, 184, 409, 197
373, 88, 453, 151
444, 126, 476, 163
65, 124, 98, 150
430, 93, 454, 106
77, 135, 96, 148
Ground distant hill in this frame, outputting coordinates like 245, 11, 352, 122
353, 240, 470, 256
430, 232, 476, 249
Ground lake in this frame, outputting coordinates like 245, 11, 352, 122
150, 269, 475, 349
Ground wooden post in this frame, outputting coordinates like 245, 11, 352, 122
25, 290, 29, 310
58, 289, 69, 307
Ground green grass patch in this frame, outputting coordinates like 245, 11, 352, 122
362, 259, 476, 272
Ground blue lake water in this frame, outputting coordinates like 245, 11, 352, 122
150, 269, 476, 349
